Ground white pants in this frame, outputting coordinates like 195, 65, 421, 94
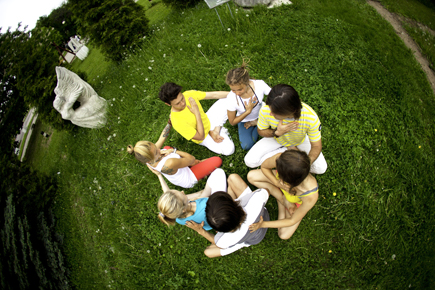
199, 99, 235, 156
244, 136, 327, 174
207, 168, 227, 194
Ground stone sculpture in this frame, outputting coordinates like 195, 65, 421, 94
53, 67, 107, 129
68, 36, 89, 60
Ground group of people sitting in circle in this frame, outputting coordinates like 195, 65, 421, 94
127, 62, 328, 258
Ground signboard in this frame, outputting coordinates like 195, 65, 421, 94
204, 0, 230, 9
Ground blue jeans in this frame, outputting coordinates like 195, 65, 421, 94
238, 122, 259, 150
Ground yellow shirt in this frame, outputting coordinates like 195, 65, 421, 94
257, 103, 321, 147
170, 90, 211, 144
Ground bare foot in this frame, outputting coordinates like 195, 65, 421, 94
209, 128, 224, 143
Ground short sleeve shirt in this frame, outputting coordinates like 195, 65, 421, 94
226, 80, 271, 122
176, 198, 212, 231
257, 102, 321, 147
170, 90, 211, 144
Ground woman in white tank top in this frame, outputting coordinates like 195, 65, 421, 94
127, 120, 222, 188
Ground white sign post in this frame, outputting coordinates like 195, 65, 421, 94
204, 0, 234, 29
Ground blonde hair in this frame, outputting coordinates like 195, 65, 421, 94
127, 141, 155, 164
157, 190, 189, 226
226, 59, 251, 86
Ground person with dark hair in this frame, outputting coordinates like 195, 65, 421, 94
244, 84, 327, 174
186, 174, 270, 258
248, 150, 318, 240
158, 82, 235, 156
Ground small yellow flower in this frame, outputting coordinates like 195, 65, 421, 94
269, 76, 273, 79
329, 250, 332, 253
419, 146, 421, 148
333, 192, 336, 196
375, 129, 377, 132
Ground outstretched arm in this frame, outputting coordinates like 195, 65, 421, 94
155, 119, 172, 149
204, 91, 229, 100
185, 221, 215, 244
308, 139, 322, 165
147, 164, 170, 192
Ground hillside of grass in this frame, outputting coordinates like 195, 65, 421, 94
27, 0, 435, 289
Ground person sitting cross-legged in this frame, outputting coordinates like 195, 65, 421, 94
158, 82, 235, 156
244, 84, 327, 174
186, 174, 270, 258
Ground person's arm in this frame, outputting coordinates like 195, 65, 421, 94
187, 97, 205, 141
258, 120, 299, 138
161, 150, 195, 174
249, 195, 318, 232
204, 91, 229, 100
308, 139, 322, 165
260, 154, 285, 189
227, 96, 258, 126
154, 119, 172, 149
185, 221, 216, 244
146, 164, 170, 192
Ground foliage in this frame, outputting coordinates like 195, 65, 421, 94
0, 155, 68, 289
36, 3, 78, 44
0, 25, 75, 131
27, 0, 435, 289
69, 0, 150, 62
161, 0, 202, 9
378, 0, 435, 30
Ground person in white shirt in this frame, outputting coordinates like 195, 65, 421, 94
225, 63, 271, 150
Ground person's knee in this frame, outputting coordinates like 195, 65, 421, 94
221, 142, 235, 156
228, 173, 241, 185
311, 161, 327, 175
278, 232, 291, 240
247, 170, 259, 184
241, 139, 255, 151
244, 153, 258, 168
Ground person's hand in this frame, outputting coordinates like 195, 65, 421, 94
243, 96, 258, 113
287, 203, 297, 217
160, 149, 172, 157
146, 163, 161, 176
276, 120, 299, 136
244, 119, 258, 129
192, 159, 204, 166
187, 97, 200, 115
186, 220, 204, 232
209, 129, 224, 143
249, 216, 264, 233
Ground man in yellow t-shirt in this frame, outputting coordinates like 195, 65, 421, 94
158, 82, 234, 156
244, 84, 327, 174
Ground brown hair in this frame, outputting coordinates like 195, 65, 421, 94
226, 60, 251, 86
275, 150, 311, 194
266, 84, 302, 119
127, 141, 155, 164
206, 191, 246, 232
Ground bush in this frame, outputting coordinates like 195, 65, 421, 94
161, 0, 202, 9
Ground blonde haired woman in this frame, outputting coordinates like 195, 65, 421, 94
225, 62, 271, 150
128, 120, 222, 188
151, 166, 227, 230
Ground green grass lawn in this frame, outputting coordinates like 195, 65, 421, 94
27, 0, 435, 288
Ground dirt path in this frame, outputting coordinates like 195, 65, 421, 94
367, 0, 435, 96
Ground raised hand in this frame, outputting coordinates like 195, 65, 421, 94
187, 97, 200, 115
243, 95, 258, 113
146, 163, 162, 176
276, 120, 299, 136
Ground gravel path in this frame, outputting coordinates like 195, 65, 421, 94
367, 0, 435, 96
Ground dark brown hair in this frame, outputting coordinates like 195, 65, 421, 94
206, 192, 246, 232
158, 82, 183, 104
266, 84, 302, 119
276, 150, 311, 193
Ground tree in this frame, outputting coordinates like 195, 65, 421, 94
36, 4, 78, 44
161, 0, 202, 9
0, 25, 74, 132
0, 155, 69, 289
69, 0, 150, 62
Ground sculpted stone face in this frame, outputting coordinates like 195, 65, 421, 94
53, 67, 107, 129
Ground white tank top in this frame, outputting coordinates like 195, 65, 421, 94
150, 153, 198, 188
